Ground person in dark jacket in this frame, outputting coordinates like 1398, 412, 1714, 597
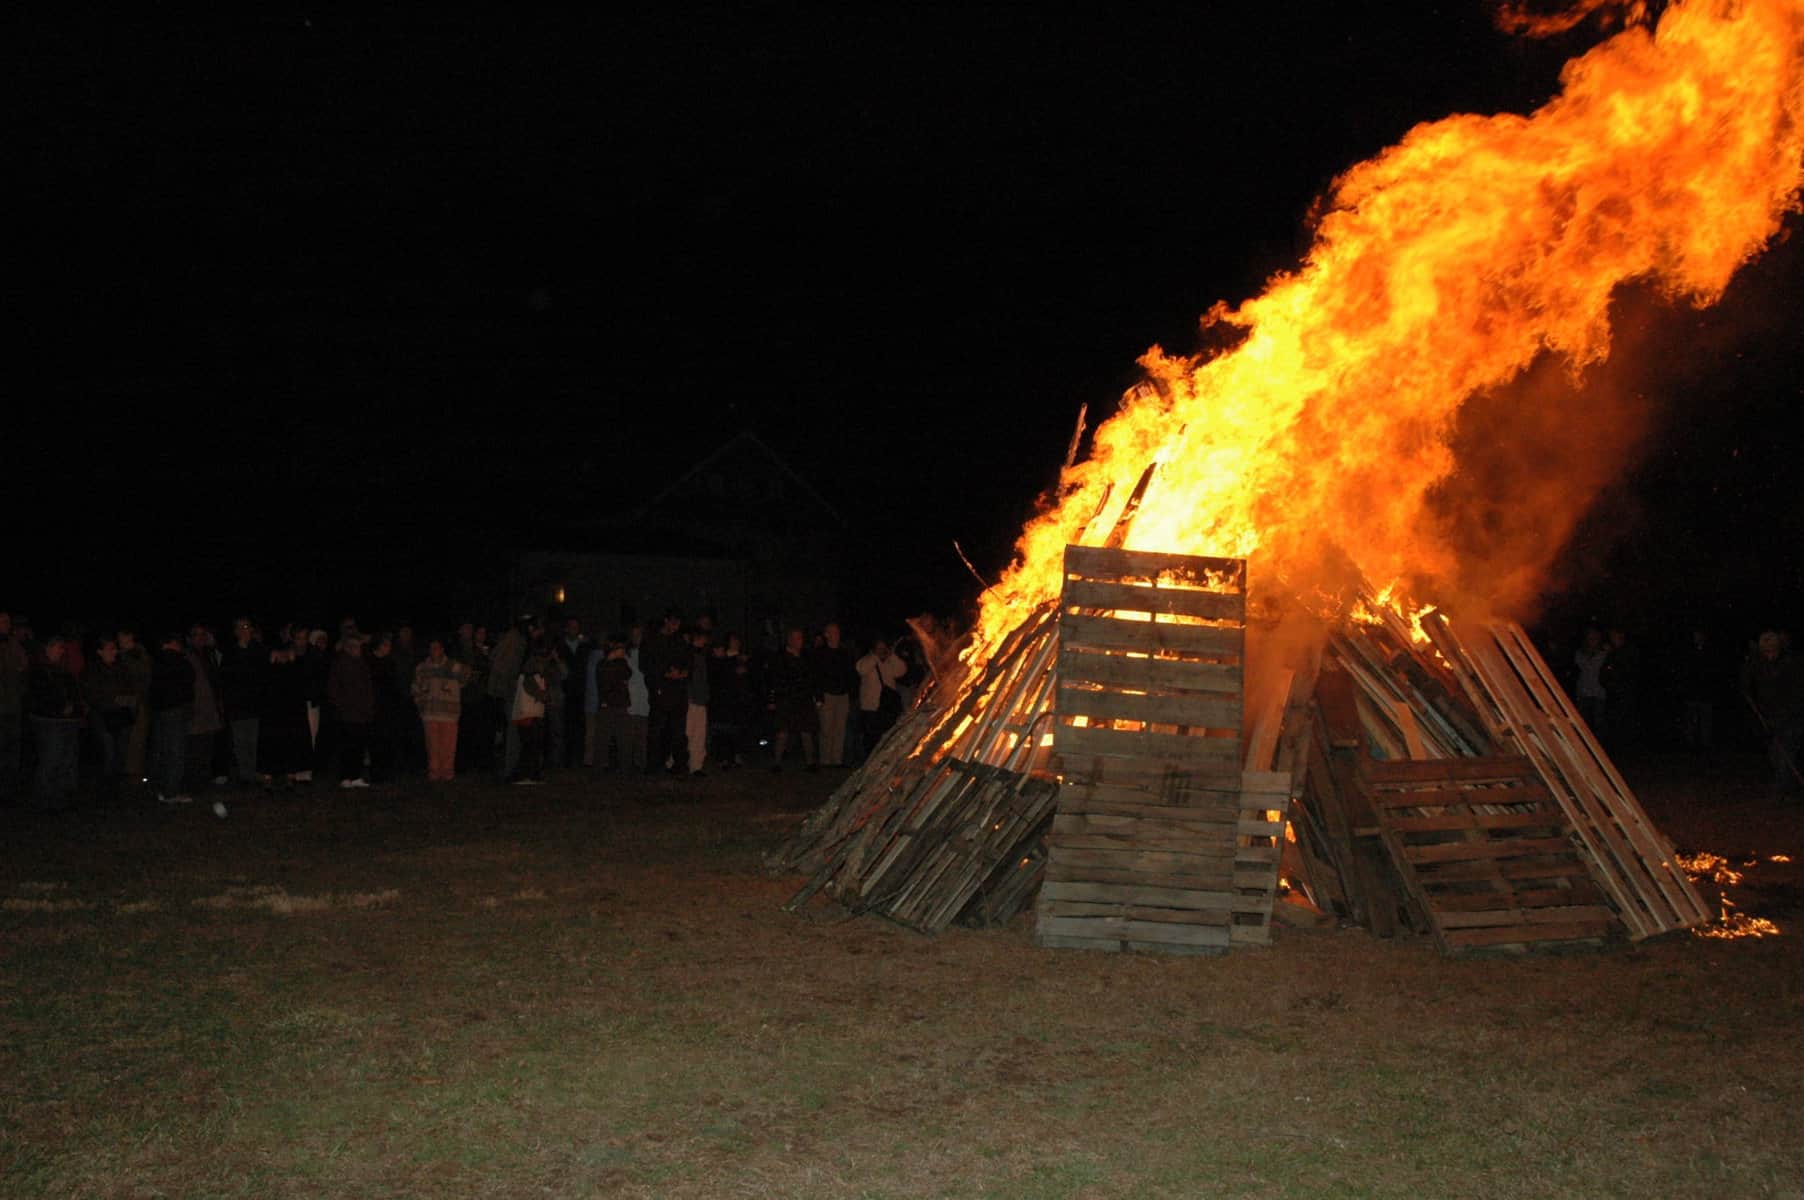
367, 632, 411, 784
116, 627, 154, 784
811, 622, 857, 767
708, 633, 752, 769
589, 637, 634, 771
326, 634, 375, 789
1742, 630, 1804, 801
27, 637, 83, 809
217, 617, 268, 787
184, 625, 225, 793
1, 612, 29, 804
768, 628, 818, 771
642, 610, 690, 775
82, 636, 138, 803
148, 633, 195, 804
259, 627, 314, 787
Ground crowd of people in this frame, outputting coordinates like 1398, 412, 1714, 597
6, 605, 1798, 812
1565, 623, 1801, 799
0, 608, 930, 813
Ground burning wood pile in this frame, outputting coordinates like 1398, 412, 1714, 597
771, 545, 1709, 954
773, 0, 1796, 954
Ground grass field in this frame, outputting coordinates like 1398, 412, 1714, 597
3, 752, 1800, 1199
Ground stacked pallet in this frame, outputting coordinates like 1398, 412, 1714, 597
1358, 755, 1621, 952
1423, 616, 1711, 939
1036, 546, 1254, 955
770, 607, 1062, 932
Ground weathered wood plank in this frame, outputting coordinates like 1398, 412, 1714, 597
1044, 900, 1235, 926
1064, 545, 1246, 590
1045, 862, 1275, 893
1057, 780, 1243, 812
1056, 756, 1245, 794
1037, 915, 1233, 948
1035, 933, 1125, 952
1055, 684, 1242, 730
1363, 785, 1553, 809
1058, 651, 1243, 695
1060, 614, 1242, 660
1052, 811, 1240, 839
1434, 904, 1617, 930
1412, 857, 1596, 884
1361, 756, 1539, 785
1428, 883, 1607, 911
1442, 919, 1617, 948
1055, 724, 1241, 767
1063, 578, 1245, 623
1384, 810, 1569, 834
1044, 846, 1239, 879
1401, 836, 1577, 865
1040, 879, 1239, 910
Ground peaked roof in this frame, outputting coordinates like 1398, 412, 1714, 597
639, 430, 846, 527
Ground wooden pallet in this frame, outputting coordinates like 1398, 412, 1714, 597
1038, 546, 1249, 954
1358, 756, 1622, 952
1423, 617, 1710, 939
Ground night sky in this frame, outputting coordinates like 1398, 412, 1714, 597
17, 7, 1803, 640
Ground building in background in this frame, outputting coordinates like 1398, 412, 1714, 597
513, 432, 846, 647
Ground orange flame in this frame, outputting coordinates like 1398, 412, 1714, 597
969, 0, 1804, 660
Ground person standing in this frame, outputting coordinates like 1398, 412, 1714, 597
259, 631, 314, 788
768, 628, 819, 771
1572, 626, 1609, 735
487, 615, 537, 782
326, 634, 375, 789
508, 638, 551, 785
559, 617, 590, 768
854, 636, 908, 754
708, 633, 753, 769
1742, 630, 1803, 803
27, 637, 83, 809
642, 610, 690, 774
0, 613, 27, 805
812, 622, 855, 767
148, 632, 194, 804
411, 636, 467, 782
590, 637, 634, 771
218, 617, 268, 788
624, 624, 650, 772
685, 628, 711, 776
82, 636, 138, 803
455, 623, 493, 773
184, 625, 226, 795
116, 627, 154, 786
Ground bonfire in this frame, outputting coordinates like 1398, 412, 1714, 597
773, 0, 1804, 954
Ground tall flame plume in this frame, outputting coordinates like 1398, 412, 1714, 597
969, 0, 1804, 661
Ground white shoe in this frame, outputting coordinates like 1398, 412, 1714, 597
339, 779, 356, 790
294, 770, 313, 783
212, 775, 229, 786
212, 801, 229, 819
350, 778, 371, 789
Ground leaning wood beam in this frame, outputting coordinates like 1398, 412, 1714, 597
1422, 614, 1708, 938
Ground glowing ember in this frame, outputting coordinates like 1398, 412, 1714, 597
1680, 851, 1786, 939
1678, 851, 1743, 888
967, 0, 1804, 662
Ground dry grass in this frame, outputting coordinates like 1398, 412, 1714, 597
2, 752, 1801, 1199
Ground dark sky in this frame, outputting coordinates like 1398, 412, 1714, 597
16, 6, 1803, 637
